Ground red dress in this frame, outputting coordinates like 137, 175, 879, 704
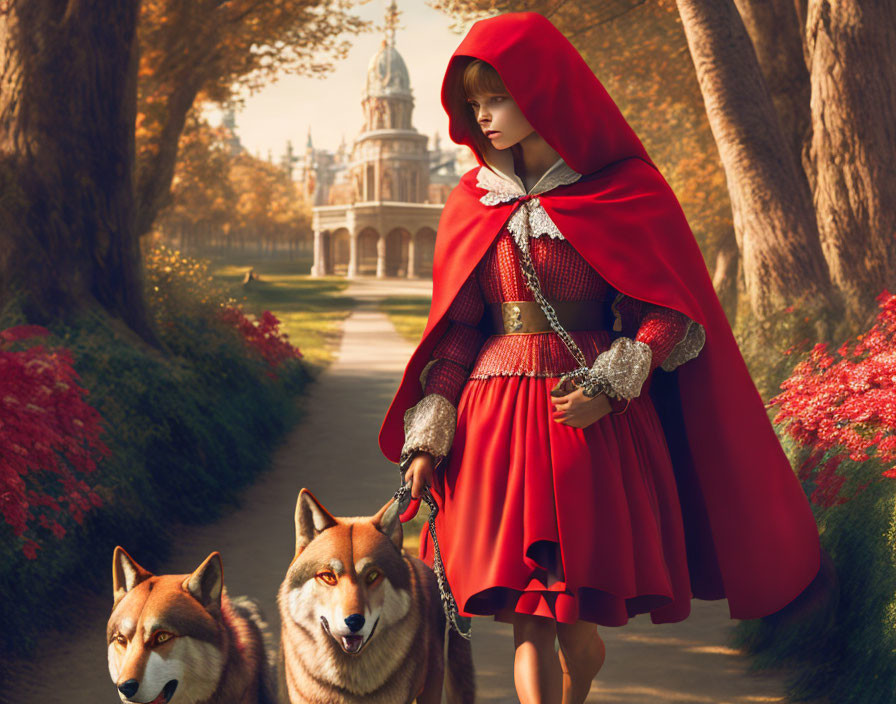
415, 226, 696, 627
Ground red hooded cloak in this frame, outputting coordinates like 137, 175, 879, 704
378, 11, 820, 621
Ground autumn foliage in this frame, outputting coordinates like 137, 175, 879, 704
154, 114, 310, 254
770, 291, 896, 507
135, 0, 369, 237
0, 326, 108, 559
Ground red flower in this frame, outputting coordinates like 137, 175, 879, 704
22, 540, 40, 560
218, 306, 303, 377
771, 290, 896, 506
1, 325, 108, 558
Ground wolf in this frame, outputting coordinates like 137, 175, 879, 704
107, 546, 276, 704
277, 488, 475, 704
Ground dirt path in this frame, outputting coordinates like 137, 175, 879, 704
2, 277, 792, 703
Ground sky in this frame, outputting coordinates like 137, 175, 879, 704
216, 1, 480, 163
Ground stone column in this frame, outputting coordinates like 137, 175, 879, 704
310, 228, 323, 277
348, 231, 359, 278
376, 234, 387, 278
407, 234, 416, 278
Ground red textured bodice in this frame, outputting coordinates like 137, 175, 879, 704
424, 227, 691, 405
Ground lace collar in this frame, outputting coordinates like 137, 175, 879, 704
475, 153, 581, 247
476, 152, 582, 203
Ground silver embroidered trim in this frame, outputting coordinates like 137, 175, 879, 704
400, 393, 457, 465
590, 337, 652, 400
661, 320, 706, 372
477, 167, 526, 205
475, 160, 582, 249
476, 158, 582, 199
419, 358, 439, 390
505, 199, 563, 248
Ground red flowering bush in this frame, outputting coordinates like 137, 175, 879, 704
0, 325, 108, 559
769, 290, 896, 507
218, 306, 302, 375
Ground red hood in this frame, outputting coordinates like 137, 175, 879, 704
440, 11, 654, 175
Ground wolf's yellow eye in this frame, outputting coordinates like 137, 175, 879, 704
113, 633, 127, 646
152, 631, 174, 646
316, 571, 338, 586
366, 570, 380, 585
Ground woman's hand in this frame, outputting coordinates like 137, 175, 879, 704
550, 387, 612, 428
405, 451, 435, 499
399, 451, 435, 522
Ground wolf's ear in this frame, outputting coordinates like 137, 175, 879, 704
183, 552, 224, 610
295, 489, 339, 555
372, 498, 403, 551
113, 546, 153, 606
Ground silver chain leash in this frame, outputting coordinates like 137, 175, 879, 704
511, 198, 608, 396
393, 480, 472, 640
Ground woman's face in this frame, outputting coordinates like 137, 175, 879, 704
466, 91, 534, 150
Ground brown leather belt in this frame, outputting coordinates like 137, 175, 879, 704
489, 300, 607, 335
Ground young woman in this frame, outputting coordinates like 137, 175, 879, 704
378, 12, 821, 704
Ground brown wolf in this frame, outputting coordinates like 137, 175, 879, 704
277, 488, 475, 703
107, 546, 276, 704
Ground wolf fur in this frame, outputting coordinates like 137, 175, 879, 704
277, 488, 475, 704
107, 547, 276, 704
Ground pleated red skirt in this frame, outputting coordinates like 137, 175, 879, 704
419, 372, 694, 627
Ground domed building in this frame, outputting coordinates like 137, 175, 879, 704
307, 1, 467, 278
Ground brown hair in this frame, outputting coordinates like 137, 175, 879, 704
447, 59, 509, 163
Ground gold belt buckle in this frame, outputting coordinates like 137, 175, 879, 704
503, 303, 524, 333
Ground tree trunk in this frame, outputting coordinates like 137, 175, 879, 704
675, 0, 838, 320
806, 0, 896, 323
734, 0, 814, 192
712, 230, 740, 324
135, 77, 205, 239
0, 0, 155, 342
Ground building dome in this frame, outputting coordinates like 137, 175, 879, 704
365, 40, 412, 99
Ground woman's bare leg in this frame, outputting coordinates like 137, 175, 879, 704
512, 613, 562, 704
556, 621, 606, 704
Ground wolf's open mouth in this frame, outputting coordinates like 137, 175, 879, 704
321, 616, 379, 655
147, 680, 177, 704
340, 635, 364, 653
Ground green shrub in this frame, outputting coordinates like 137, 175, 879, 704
0, 248, 310, 656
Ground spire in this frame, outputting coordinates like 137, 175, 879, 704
221, 102, 237, 130
384, 0, 401, 48
306, 126, 313, 150
282, 140, 296, 179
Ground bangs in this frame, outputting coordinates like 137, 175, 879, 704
462, 59, 507, 98
445, 58, 508, 167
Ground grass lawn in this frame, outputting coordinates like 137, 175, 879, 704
210, 256, 355, 373
379, 295, 431, 344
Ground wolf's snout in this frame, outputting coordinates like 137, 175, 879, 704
118, 679, 139, 698
344, 614, 365, 632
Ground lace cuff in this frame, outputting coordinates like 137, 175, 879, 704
661, 320, 706, 371
589, 337, 652, 400
399, 393, 457, 471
